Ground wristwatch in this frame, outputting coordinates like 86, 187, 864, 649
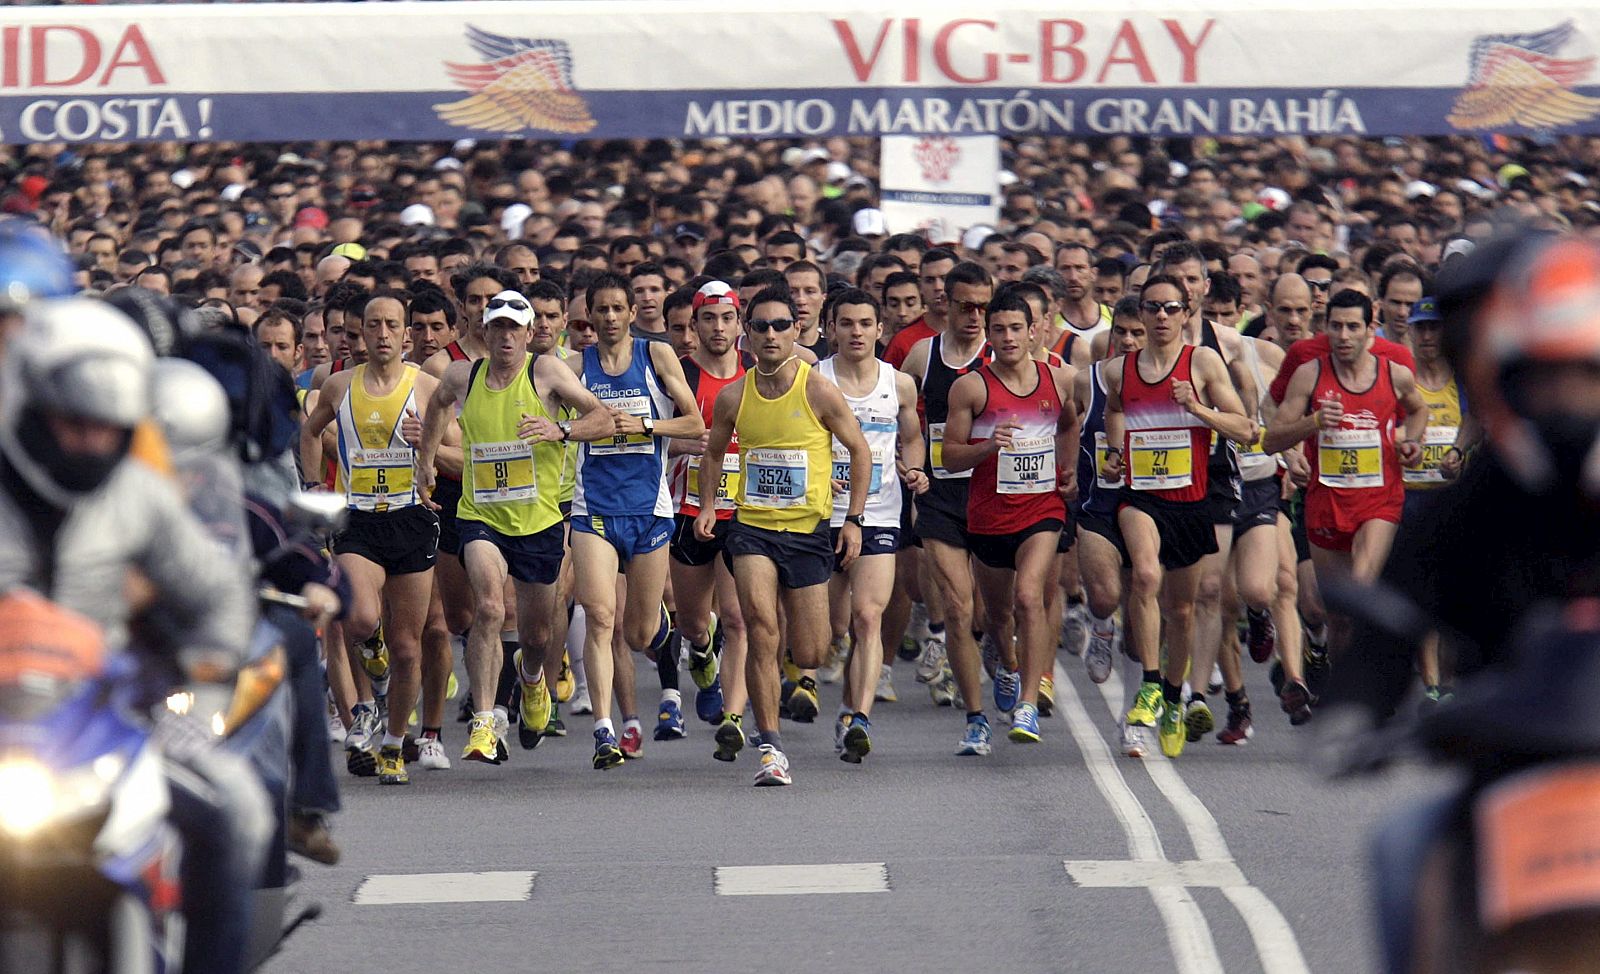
557, 420, 573, 441
844, 513, 865, 527
642, 416, 656, 436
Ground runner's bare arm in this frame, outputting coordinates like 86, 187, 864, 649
527, 354, 617, 442
417, 360, 470, 481
808, 370, 871, 521
694, 380, 743, 541
1188, 346, 1257, 445
893, 371, 927, 492
1390, 362, 1429, 466
644, 342, 707, 440
1090, 330, 1110, 362
1263, 360, 1324, 455
899, 337, 932, 388
1053, 363, 1081, 496
298, 370, 349, 484
938, 371, 992, 474
1101, 356, 1126, 481
421, 347, 454, 380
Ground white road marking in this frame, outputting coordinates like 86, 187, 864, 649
714, 862, 889, 896
353, 870, 536, 905
1097, 668, 1313, 974
1056, 665, 1226, 974
1066, 859, 1249, 888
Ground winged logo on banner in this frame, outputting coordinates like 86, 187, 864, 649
1448, 20, 1600, 131
433, 26, 597, 135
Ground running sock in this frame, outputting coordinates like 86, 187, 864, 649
518, 652, 542, 685
382, 733, 404, 749
1161, 679, 1184, 705
1143, 669, 1162, 685
1189, 692, 1207, 705
688, 638, 712, 661
657, 631, 681, 692
1224, 688, 1249, 708
965, 710, 986, 723
495, 637, 520, 709
928, 621, 946, 635
761, 729, 785, 753
623, 716, 642, 732
852, 710, 870, 725
594, 717, 614, 736
421, 726, 442, 741
660, 688, 682, 707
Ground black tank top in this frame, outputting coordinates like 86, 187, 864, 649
919, 334, 990, 519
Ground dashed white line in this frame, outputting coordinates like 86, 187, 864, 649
353, 870, 536, 905
714, 862, 889, 896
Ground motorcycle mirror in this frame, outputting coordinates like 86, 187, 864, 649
285, 491, 347, 534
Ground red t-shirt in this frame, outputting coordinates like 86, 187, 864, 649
885, 318, 937, 370
1269, 334, 1414, 405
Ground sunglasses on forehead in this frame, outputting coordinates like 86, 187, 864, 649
746, 317, 794, 334
487, 297, 529, 311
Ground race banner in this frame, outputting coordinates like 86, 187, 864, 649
879, 135, 999, 244
0, 2, 1599, 144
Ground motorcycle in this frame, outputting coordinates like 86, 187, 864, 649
1332, 584, 1600, 974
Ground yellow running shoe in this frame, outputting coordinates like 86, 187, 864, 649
1038, 675, 1056, 717
513, 650, 551, 749
359, 627, 389, 681
1126, 681, 1164, 727
463, 714, 502, 764
556, 652, 575, 703
376, 745, 409, 785
1159, 698, 1186, 758
446, 671, 459, 700
781, 650, 802, 685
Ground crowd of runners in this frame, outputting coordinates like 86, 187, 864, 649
11, 131, 1586, 858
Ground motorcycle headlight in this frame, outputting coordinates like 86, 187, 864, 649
0, 753, 123, 839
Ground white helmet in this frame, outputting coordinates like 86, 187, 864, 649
151, 358, 231, 467
0, 298, 153, 504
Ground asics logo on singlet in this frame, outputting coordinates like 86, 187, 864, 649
1342, 409, 1381, 430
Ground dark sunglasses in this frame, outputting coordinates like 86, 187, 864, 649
487, 297, 529, 311
1141, 300, 1186, 316
953, 299, 987, 316
1306, 279, 1333, 292
269, 191, 297, 200
746, 318, 795, 334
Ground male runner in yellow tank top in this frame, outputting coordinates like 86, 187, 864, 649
695, 284, 874, 787
416, 292, 615, 767
300, 292, 440, 786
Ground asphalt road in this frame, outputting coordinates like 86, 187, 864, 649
265, 648, 1445, 974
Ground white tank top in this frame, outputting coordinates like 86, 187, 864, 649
1236, 337, 1279, 482
819, 357, 903, 528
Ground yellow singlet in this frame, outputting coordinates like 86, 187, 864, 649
456, 354, 563, 536
335, 364, 420, 512
733, 360, 833, 533
1404, 373, 1462, 491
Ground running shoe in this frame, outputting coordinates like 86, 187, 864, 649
1279, 680, 1313, 726
956, 715, 992, 756
463, 715, 502, 764
1008, 702, 1041, 743
543, 713, 567, 738
654, 698, 687, 741
907, 600, 931, 646
841, 715, 872, 764
714, 713, 745, 763
359, 630, 390, 698
513, 650, 551, 749
556, 653, 575, 703
492, 710, 511, 762
689, 641, 720, 691
620, 724, 644, 759
897, 635, 921, 662
834, 713, 850, 755
571, 685, 594, 716
1245, 611, 1277, 664
915, 630, 947, 683
1126, 682, 1164, 727
1061, 602, 1092, 657
753, 744, 792, 786
416, 735, 451, 770
593, 728, 624, 770
376, 745, 409, 785
345, 745, 377, 778
875, 664, 897, 703
781, 651, 803, 685
1184, 697, 1214, 743
980, 632, 1003, 679
1159, 699, 1187, 758
788, 676, 820, 723
819, 636, 849, 684
930, 669, 956, 707
1038, 675, 1056, 717
1269, 660, 1287, 697
327, 712, 347, 746
1216, 702, 1254, 745
1085, 627, 1115, 684
346, 702, 380, 752
1303, 647, 1331, 704
1207, 664, 1224, 696
993, 667, 1020, 714
1120, 724, 1148, 759
695, 675, 724, 725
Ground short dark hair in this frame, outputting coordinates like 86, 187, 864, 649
254, 307, 302, 344
763, 230, 807, 254
1297, 253, 1340, 277
260, 269, 307, 302
409, 288, 457, 327
987, 288, 1034, 326
944, 260, 991, 296
784, 259, 824, 284
1140, 274, 1187, 301
830, 286, 880, 320
882, 270, 920, 294
608, 235, 649, 257
884, 233, 928, 254
451, 262, 517, 301
1000, 242, 1047, 267
1000, 281, 1049, 318
1378, 262, 1429, 299
1152, 241, 1205, 272
1328, 288, 1374, 322
628, 261, 667, 284
1206, 272, 1242, 307
747, 283, 798, 321
663, 285, 696, 319
1112, 295, 1143, 320
921, 246, 958, 268
739, 268, 785, 291
586, 271, 634, 309
524, 280, 565, 306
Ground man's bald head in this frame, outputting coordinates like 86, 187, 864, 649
1266, 273, 1314, 345
314, 254, 350, 293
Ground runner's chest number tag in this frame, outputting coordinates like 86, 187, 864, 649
928, 422, 970, 480
688, 453, 741, 511
832, 443, 885, 493
349, 448, 414, 511
590, 393, 653, 456
1129, 430, 1193, 491
1093, 432, 1121, 490
744, 448, 808, 508
1318, 427, 1383, 489
998, 436, 1054, 494
471, 440, 535, 503
1402, 426, 1458, 485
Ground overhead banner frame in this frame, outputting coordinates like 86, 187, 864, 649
0, 1, 1596, 144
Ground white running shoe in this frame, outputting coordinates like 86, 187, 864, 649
416, 736, 451, 770
1121, 724, 1149, 759
327, 712, 347, 745
1061, 602, 1092, 657
819, 636, 849, 684
753, 744, 792, 786
907, 601, 931, 645
915, 630, 947, 684
930, 669, 956, 707
1086, 627, 1116, 684
571, 686, 593, 715
345, 702, 379, 752
875, 663, 897, 702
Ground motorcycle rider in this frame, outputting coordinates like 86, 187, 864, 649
0, 299, 268, 974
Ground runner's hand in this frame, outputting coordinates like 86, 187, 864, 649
694, 505, 717, 542
899, 463, 929, 495
299, 582, 341, 625
1314, 397, 1344, 430
836, 521, 862, 570
993, 419, 1021, 450
613, 411, 646, 436
520, 414, 561, 441
416, 463, 439, 511
1395, 438, 1422, 467
1100, 449, 1123, 482
401, 407, 423, 446
1170, 380, 1199, 413
1057, 467, 1078, 502
1285, 449, 1311, 488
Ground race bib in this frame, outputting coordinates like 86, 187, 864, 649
470, 440, 536, 504
998, 436, 1054, 494
1318, 427, 1383, 489
687, 453, 741, 511
1093, 432, 1121, 490
1402, 426, 1458, 486
1128, 429, 1193, 491
927, 422, 970, 480
831, 442, 885, 494
348, 447, 414, 511
589, 393, 654, 456
744, 448, 808, 508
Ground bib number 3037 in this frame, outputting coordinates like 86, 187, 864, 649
998, 436, 1054, 494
